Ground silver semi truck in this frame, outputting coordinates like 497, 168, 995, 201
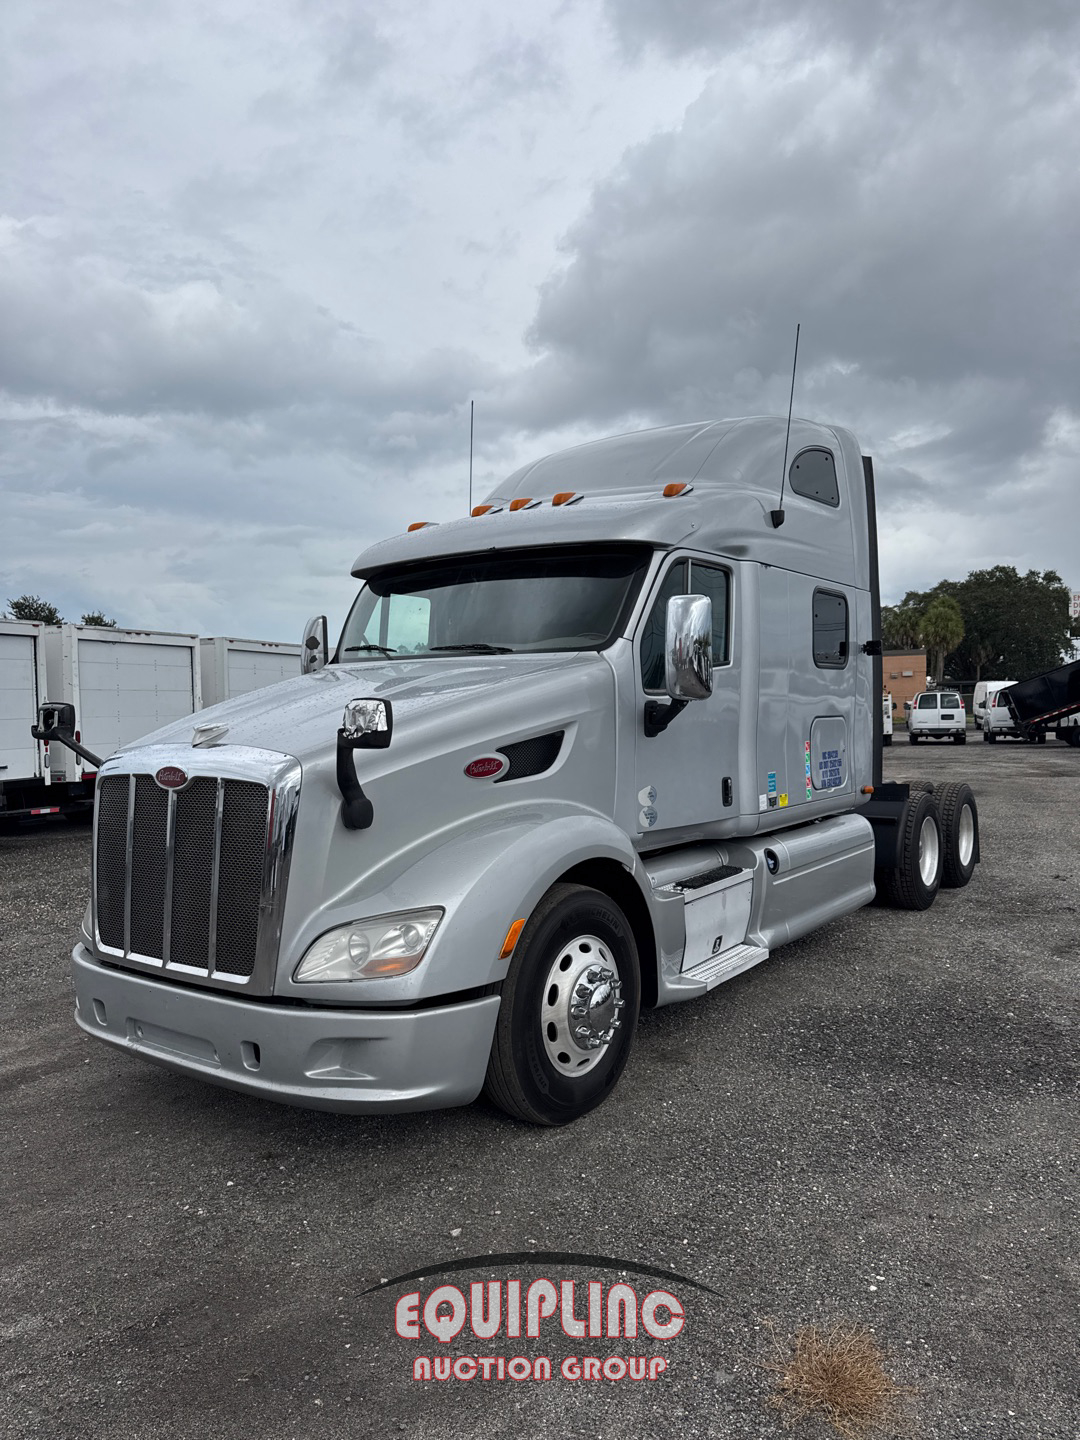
61, 417, 980, 1124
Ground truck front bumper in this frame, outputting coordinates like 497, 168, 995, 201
71, 944, 501, 1113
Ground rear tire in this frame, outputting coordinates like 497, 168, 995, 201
987, 731, 997, 743
908, 732, 919, 745
953, 733, 966, 745
1063, 728, 1080, 748
483, 883, 641, 1126
936, 781, 979, 888
882, 734, 892, 747
876, 790, 943, 911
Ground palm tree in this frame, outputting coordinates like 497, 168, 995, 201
920, 596, 965, 683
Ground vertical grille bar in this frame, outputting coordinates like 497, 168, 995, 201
161, 789, 176, 966
123, 775, 136, 957
168, 778, 216, 968
206, 779, 225, 976
129, 777, 169, 959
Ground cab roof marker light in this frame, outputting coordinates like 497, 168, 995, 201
407, 521, 436, 532
508, 497, 541, 511
471, 504, 499, 517
551, 491, 576, 506
662, 483, 693, 498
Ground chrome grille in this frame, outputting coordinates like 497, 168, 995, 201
95, 776, 128, 949
93, 766, 284, 986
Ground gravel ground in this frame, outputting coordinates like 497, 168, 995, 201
2, 738, 1077, 1439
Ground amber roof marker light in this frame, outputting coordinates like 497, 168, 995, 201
662, 483, 693, 498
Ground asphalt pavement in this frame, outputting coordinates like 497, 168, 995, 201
2, 736, 1077, 1439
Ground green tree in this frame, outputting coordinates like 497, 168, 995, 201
881, 599, 925, 650
6, 594, 63, 624
81, 611, 117, 627
920, 594, 965, 683
943, 567, 1071, 680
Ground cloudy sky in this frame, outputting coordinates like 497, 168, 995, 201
3, 0, 1078, 640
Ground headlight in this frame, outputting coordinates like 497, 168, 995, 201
293, 908, 444, 983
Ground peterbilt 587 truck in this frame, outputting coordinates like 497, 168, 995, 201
59, 417, 980, 1125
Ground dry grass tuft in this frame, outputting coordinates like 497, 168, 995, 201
764, 1320, 914, 1438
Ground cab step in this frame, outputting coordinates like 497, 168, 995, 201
683, 942, 770, 989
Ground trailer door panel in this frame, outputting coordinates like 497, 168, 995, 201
226, 646, 301, 698
0, 632, 42, 782
77, 639, 197, 759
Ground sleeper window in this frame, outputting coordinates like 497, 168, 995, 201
813, 589, 848, 668
789, 448, 840, 507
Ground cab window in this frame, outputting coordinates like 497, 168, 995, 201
639, 559, 730, 692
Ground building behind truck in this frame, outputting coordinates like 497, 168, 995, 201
63, 416, 981, 1126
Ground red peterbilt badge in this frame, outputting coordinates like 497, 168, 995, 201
154, 765, 189, 790
463, 756, 506, 779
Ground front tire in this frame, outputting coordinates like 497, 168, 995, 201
483, 883, 641, 1126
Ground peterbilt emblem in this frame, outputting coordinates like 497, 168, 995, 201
464, 756, 507, 780
154, 765, 190, 790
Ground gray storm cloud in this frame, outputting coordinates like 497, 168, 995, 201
2, 0, 1078, 633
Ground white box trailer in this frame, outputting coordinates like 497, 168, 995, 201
43, 625, 202, 776
199, 637, 302, 708
0, 619, 88, 818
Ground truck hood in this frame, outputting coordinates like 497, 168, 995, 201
123, 653, 606, 765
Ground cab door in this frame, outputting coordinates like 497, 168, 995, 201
631, 554, 741, 841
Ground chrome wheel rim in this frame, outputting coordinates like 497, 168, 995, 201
957, 805, 975, 867
540, 934, 624, 1077
918, 814, 940, 886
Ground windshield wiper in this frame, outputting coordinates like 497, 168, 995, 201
428, 643, 515, 654
342, 644, 397, 655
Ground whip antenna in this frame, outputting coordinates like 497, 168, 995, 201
771, 322, 800, 529
468, 400, 475, 514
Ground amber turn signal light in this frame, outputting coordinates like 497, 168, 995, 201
499, 918, 527, 958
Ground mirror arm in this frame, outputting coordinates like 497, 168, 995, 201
643, 698, 689, 739
336, 733, 375, 830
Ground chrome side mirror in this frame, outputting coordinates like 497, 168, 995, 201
665, 594, 712, 700
302, 615, 328, 674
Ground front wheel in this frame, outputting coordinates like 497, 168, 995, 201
483, 883, 641, 1126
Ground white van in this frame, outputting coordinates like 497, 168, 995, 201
972, 679, 1016, 731
908, 690, 967, 744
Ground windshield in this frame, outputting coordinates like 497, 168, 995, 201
336, 545, 651, 660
